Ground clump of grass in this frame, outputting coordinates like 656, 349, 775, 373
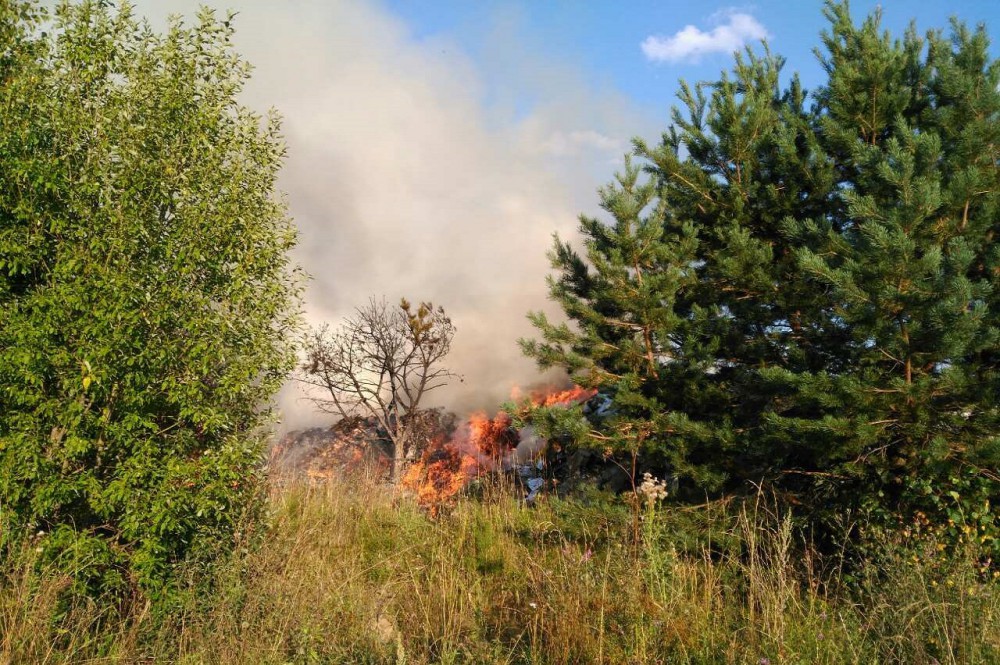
0, 520, 147, 663
2, 477, 997, 664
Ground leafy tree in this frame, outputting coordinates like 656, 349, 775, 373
0, 1, 300, 597
300, 298, 457, 483
524, 0, 1000, 549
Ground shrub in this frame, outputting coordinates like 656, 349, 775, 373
0, 1, 300, 599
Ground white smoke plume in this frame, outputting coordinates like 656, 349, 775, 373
132, 0, 657, 431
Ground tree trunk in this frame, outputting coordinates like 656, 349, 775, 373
391, 436, 406, 484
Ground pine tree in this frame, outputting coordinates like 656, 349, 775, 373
784, 3, 1000, 527
522, 156, 707, 483
524, 1, 999, 544
524, 45, 836, 494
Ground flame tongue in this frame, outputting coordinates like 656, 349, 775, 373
402, 384, 595, 512
525, 385, 596, 407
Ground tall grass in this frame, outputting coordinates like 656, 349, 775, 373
2, 476, 998, 664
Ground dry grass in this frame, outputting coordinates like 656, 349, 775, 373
2, 476, 998, 664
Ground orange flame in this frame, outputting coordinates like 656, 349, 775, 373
401, 446, 477, 515
520, 384, 597, 408
402, 384, 595, 513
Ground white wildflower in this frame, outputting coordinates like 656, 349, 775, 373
638, 472, 668, 505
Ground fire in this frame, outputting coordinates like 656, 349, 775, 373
401, 446, 477, 513
401, 411, 512, 513
465, 411, 518, 459
402, 384, 595, 512
517, 384, 597, 408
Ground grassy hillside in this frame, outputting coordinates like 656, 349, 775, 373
2, 476, 997, 664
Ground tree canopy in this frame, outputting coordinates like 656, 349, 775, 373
0, 0, 300, 596
524, 0, 1000, 549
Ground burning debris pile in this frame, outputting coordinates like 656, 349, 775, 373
402, 385, 596, 512
270, 416, 392, 481
271, 408, 459, 482
400, 410, 515, 511
273, 385, 597, 511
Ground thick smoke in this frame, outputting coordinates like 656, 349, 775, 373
132, 0, 656, 431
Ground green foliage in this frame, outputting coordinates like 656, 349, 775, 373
523, 0, 1000, 557
0, 1, 300, 598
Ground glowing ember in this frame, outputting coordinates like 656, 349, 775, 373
402, 384, 596, 512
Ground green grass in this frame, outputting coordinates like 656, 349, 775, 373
2, 477, 998, 664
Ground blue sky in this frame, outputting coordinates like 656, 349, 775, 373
382, 0, 1000, 124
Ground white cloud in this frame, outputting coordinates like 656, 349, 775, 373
641, 9, 769, 63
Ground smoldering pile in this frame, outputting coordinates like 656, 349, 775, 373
269, 415, 393, 482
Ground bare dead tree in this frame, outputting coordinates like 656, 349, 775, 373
299, 298, 457, 482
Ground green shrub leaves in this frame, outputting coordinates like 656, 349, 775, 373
0, 1, 300, 598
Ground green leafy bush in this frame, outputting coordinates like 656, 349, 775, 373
0, 1, 300, 598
